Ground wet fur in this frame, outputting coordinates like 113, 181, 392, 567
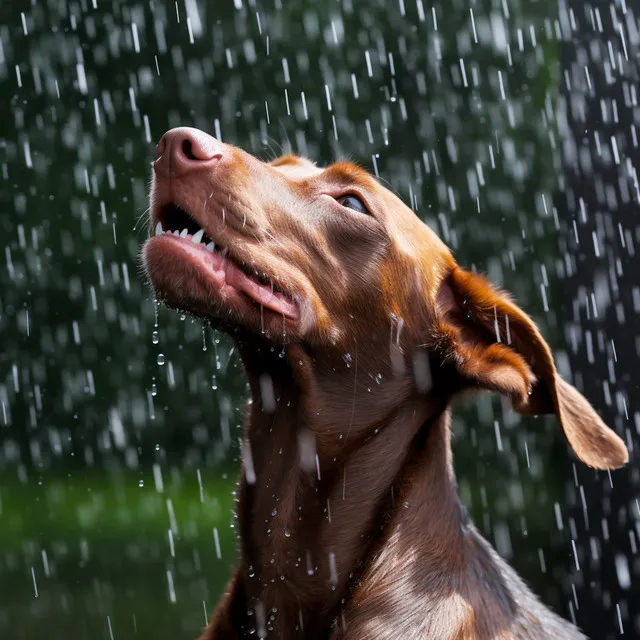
142, 131, 628, 640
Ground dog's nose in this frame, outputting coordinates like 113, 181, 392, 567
155, 127, 223, 176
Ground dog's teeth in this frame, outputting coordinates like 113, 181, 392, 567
172, 230, 179, 236
180, 228, 189, 238
155, 222, 163, 236
221, 248, 228, 257
192, 229, 205, 243
206, 242, 215, 253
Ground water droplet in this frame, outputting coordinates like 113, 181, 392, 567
157, 353, 165, 365
152, 330, 159, 344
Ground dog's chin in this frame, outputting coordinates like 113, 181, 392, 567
143, 240, 303, 342
149, 284, 305, 344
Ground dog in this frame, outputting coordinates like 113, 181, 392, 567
141, 127, 628, 639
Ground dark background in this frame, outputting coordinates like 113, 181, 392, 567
0, 0, 637, 638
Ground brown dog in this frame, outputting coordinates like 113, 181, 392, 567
142, 127, 628, 640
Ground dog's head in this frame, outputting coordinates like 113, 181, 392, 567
142, 127, 628, 471
142, 127, 451, 347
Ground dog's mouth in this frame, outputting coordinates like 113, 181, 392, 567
146, 202, 299, 322
156, 202, 216, 250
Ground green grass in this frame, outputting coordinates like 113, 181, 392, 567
0, 468, 238, 640
0, 468, 236, 545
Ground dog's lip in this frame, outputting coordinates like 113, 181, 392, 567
149, 201, 301, 321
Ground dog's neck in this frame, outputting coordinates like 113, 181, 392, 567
232, 338, 475, 634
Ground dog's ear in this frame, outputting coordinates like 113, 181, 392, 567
433, 267, 628, 471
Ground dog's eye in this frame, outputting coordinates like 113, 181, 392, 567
336, 194, 369, 215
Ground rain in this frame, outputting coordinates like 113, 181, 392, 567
0, 0, 638, 638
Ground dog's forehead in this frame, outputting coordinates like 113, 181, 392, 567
270, 154, 324, 179
270, 155, 375, 185
270, 154, 452, 260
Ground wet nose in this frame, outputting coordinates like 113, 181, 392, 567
155, 127, 223, 176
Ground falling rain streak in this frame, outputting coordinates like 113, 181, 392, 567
0, 0, 637, 638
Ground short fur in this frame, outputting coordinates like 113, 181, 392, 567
141, 128, 628, 640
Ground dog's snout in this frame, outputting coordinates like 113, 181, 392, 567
155, 127, 223, 176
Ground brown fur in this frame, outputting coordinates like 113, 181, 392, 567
141, 128, 628, 640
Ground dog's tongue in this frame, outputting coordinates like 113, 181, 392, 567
225, 260, 299, 320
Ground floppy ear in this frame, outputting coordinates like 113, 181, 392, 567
433, 266, 628, 471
